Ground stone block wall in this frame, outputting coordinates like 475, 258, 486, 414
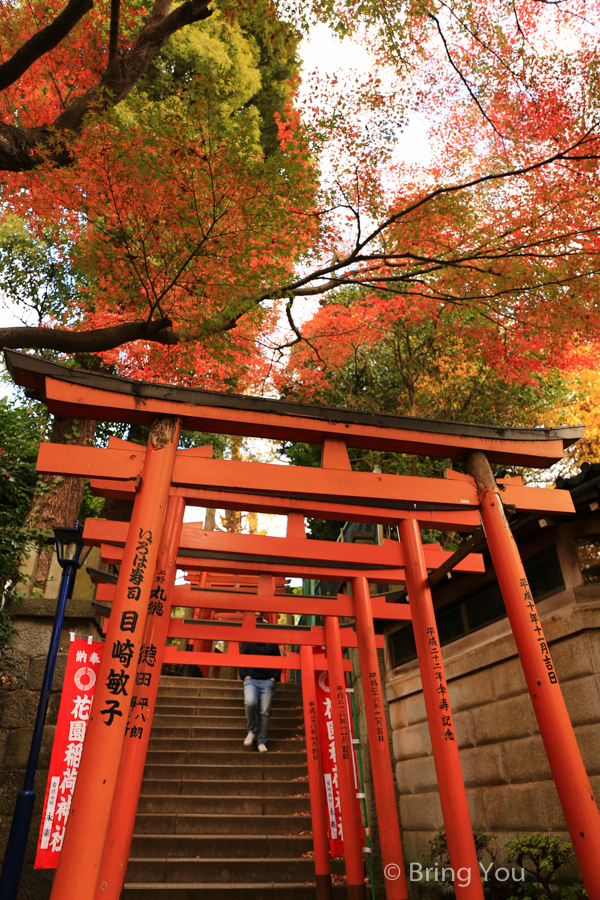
385, 593, 600, 863
0, 551, 102, 899
349, 646, 401, 900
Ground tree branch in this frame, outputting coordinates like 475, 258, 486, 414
429, 13, 505, 138
107, 0, 122, 76
0, 0, 94, 92
0, 0, 213, 171
0, 318, 179, 352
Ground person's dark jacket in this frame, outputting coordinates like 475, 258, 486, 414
239, 642, 282, 682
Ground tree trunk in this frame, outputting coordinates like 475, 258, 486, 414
98, 422, 148, 523
28, 414, 96, 589
218, 437, 243, 534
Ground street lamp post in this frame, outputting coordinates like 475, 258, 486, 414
0, 525, 90, 900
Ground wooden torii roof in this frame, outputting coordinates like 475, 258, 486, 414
5, 349, 583, 467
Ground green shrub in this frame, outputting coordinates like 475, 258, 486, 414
421, 830, 586, 900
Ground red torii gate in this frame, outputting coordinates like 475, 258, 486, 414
5, 349, 599, 900
87, 511, 486, 900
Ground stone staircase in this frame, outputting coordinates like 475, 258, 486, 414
122, 675, 346, 898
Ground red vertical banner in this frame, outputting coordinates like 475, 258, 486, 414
35, 636, 104, 868
314, 669, 363, 858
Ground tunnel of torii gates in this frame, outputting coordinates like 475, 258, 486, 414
5, 349, 600, 900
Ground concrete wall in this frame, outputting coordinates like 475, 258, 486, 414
385, 592, 600, 862
0, 549, 103, 899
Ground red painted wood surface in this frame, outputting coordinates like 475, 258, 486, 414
323, 617, 365, 896
299, 646, 333, 900
165, 620, 385, 649
352, 576, 408, 899
43, 376, 572, 467
41, 442, 575, 519
478, 481, 600, 899
90, 479, 482, 531
161, 648, 352, 671
83, 519, 486, 574
400, 519, 484, 900
50, 421, 182, 900
95, 496, 185, 900
94, 583, 413, 621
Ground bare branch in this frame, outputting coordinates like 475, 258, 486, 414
283, 299, 324, 363
429, 13, 505, 138
0, 0, 93, 92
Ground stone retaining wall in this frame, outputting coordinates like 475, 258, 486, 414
385, 591, 600, 863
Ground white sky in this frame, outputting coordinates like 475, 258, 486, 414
299, 22, 432, 166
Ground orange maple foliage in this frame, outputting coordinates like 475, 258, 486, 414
1, 0, 599, 395
3, 82, 319, 386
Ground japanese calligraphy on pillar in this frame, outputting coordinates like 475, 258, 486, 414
519, 577, 558, 684
426, 627, 455, 742
367, 670, 385, 743
148, 568, 167, 617
35, 637, 104, 868
308, 698, 319, 763
123, 640, 157, 740
99, 528, 152, 728
124, 558, 171, 741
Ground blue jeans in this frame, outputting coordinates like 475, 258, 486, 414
243, 678, 276, 745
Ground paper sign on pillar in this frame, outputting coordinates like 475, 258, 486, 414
314, 669, 365, 857
35, 635, 104, 868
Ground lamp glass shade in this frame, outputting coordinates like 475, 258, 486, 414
53, 526, 85, 566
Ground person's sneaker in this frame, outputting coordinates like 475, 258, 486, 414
244, 731, 255, 747
258, 743, 268, 752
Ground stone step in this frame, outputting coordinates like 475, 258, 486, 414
137, 794, 311, 815
152, 712, 303, 727
158, 680, 302, 698
159, 676, 301, 688
122, 883, 349, 899
139, 780, 310, 798
130, 834, 314, 859
154, 704, 302, 716
172, 688, 301, 702
125, 856, 344, 884
134, 813, 313, 836
150, 722, 304, 739
150, 726, 303, 740
134, 677, 314, 895
146, 750, 306, 767
144, 764, 308, 782
148, 736, 306, 752
155, 696, 302, 710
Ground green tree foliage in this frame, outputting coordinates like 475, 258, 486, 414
136, 4, 300, 157
0, 398, 49, 681
0, 214, 84, 335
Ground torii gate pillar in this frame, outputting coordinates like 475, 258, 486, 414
324, 616, 365, 897
399, 519, 484, 900
352, 577, 408, 899
95, 494, 186, 900
50, 417, 181, 900
299, 645, 333, 900
467, 451, 600, 899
